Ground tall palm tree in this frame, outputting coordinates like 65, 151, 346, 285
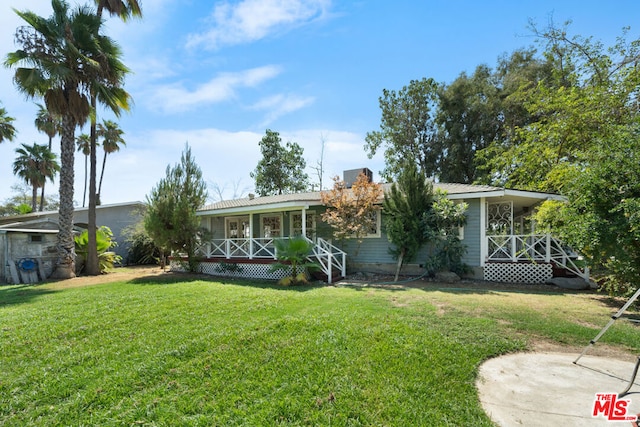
83, 0, 142, 276
76, 133, 91, 207
12, 143, 60, 212
0, 103, 17, 143
95, 0, 142, 20
96, 120, 125, 204
5, 0, 131, 279
34, 103, 61, 211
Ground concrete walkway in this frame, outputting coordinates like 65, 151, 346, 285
477, 353, 640, 426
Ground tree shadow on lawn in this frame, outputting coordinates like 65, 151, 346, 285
0, 284, 59, 307
337, 278, 593, 296
127, 271, 321, 292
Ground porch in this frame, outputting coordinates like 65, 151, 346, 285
484, 233, 589, 283
480, 199, 590, 284
192, 236, 347, 284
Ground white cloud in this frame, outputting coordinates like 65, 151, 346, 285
148, 65, 283, 113
250, 93, 315, 126
187, 0, 330, 50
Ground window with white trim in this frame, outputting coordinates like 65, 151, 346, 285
261, 214, 282, 238
291, 211, 316, 239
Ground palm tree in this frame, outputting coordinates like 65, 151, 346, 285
5, 0, 131, 279
76, 134, 91, 207
83, 0, 142, 276
12, 143, 60, 212
96, 120, 125, 205
95, 0, 142, 20
0, 103, 17, 143
34, 103, 61, 211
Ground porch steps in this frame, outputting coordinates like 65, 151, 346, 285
310, 268, 344, 283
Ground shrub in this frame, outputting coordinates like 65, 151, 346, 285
75, 226, 121, 274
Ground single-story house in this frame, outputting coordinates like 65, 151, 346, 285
188, 169, 587, 285
0, 202, 144, 283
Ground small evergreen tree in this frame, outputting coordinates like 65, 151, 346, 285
383, 163, 435, 281
144, 144, 208, 272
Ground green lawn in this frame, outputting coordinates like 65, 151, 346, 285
1, 275, 639, 426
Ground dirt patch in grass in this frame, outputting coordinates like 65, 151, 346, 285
528, 337, 638, 363
43, 265, 171, 290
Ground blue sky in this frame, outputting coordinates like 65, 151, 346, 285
0, 0, 638, 205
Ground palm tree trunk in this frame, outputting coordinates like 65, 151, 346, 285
31, 185, 38, 212
86, 96, 99, 276
40, 135, 53, 212
51, 115, 76, 279
82, 155, 88, 207
97, 149, 108, 205
39, 184, 45, 211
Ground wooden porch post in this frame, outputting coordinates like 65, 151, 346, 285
480, 197, 487, 266
301, 207, 307, 239
249, 213, 254, 259
545, 233, 551, 263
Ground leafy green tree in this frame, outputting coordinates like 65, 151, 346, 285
144, 144, 209, 272
251, 129, 309, 196
383, 162, 435, 281
536, 131, 640, 295
365, 78, 441, 181
483, 22, 640, 192
12, 143, 60, 212
0, 183, 59, 216
96, 119, 126, 204
6, 0, 131, 278
423, 191, 468, 275
0, 102, 17, 144
436, 65, 503, 183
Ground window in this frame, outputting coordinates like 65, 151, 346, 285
29, 234, 43, 243
225, 217, 250, 239
261, 215, 282, 238
362, 209, 381, 238
291, 211, 316, 239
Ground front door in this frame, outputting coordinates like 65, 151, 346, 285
226, 217, 250, 239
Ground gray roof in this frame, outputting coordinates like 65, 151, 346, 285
198, 182, 509, 213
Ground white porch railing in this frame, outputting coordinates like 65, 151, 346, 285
486, 234, 589, 280
309, 237, 347, 284
196, 236, 347, 284
198, 237, 277, 259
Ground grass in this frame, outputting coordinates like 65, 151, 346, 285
1, 275, 640, 426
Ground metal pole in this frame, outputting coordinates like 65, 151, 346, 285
574, 286, 640, 364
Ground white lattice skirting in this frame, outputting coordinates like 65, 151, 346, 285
483, 262, 553, 284
170, 260, 292, 281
